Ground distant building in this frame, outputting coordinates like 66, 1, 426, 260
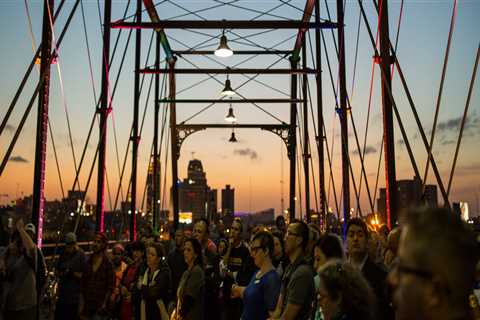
146, 155, 161, 217
377, 176, 438, 217
221, 185, 235, 225
178, 159, 212, 222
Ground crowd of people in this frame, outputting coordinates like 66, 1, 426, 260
0, 206, 479, 320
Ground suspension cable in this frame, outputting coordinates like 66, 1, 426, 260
0, 0, 80, 176
422, 0, 458, 191
0, 0, 67, 137
363, 0, 450, 207
447, 44, 479, 197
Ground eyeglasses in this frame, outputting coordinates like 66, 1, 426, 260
392, 261, 433, 280
231, 227, 241, 231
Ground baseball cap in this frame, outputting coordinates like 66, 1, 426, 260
25, 223, 36, 235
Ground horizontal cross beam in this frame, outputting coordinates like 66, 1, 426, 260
111, 20, 338, 30
173, 50, 292, 55
160, 98, 304, 104
177, 123, 290, 129
140, 68, 318, 74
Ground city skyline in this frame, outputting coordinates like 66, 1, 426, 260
1, 1, 479, 218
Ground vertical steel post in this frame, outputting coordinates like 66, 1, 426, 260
379, 0, 398, 228
153, 32, 160, 230
32, 0, 54, 246
337, 0, 350, 230
130, 0, 141, 241
314, 0, 326, 221
302, 42, 310, 223
95, 0, 111, 234
169, 58, 179, 230
289, 57, 299, 222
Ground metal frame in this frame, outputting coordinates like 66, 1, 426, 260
92, 0, 341, 231
111, 20, 337, 30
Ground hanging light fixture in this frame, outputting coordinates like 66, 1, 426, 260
215, 29, 233, 58
221, 75, 235, 96
229, 127, 238, 142
225, 101, 237, 122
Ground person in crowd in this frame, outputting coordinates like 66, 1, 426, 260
119, 241, 145, 320
109, 244, 127, 317
217, 238, 228, 257
271, 231, 287, 277
313, 233, 345, 272
312, 232, 346, 315
54, 232, 86, 320
193, 219, 220, 320
24, 223, 47, 304
0, 219, 38, 320
307, 224, 321, 257
221, 217, 255, 319
269, 220, 315, 320
346, 218, 392, 319
80, 232, 114, 320
388, 207, 478, 320
383, 227, 400, 269
212, 219, 227, 246
168, 228, 188, 306
193, 219, 217, 254
172, 238, 205, 320
138, 243, 171, 320
367, 230, 383, 264
316, 260, 377, 320
275, 216, 287, 237
231, 231, 281, 320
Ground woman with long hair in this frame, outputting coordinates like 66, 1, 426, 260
316, 260, 377, 320
172, 238, 205, 320
138, 243, 171, 320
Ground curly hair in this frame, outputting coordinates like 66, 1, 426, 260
318, 260, 377, 320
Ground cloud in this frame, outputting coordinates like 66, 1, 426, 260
9, 155, 29, 163
352, 145, 376, 155
5, 124, 15, 133
436, 116, 477, 133
233, 148, 258, 160
441, 140, 455, 146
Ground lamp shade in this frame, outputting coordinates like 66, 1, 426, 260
225, 106, 236, 122
229, 131, 238, 142
221, 79, 235, 96
215, 35, 233, 58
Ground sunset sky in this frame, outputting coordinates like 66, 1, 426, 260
1, 0, 479, 220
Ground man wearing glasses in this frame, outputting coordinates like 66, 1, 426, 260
269, 220, 314, 320
388, 207, 477, 320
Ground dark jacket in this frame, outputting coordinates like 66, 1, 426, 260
362, 257, 394, 320
140, 261, 172, 320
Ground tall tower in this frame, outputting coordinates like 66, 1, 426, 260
222, 184, 235, 224
178, 159, 209, 222
146, 155, 161, 218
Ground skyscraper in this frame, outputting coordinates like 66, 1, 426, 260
146, 155, 161, 216
178, 159, 211, 222
222, 184, 235, 224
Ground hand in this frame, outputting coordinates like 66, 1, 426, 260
230, 284, 242, 299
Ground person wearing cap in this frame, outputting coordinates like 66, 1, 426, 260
54, 232, 86, 320
80, 232, 114, 320
24, 223, 47, 305
0, 218, 38, 320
